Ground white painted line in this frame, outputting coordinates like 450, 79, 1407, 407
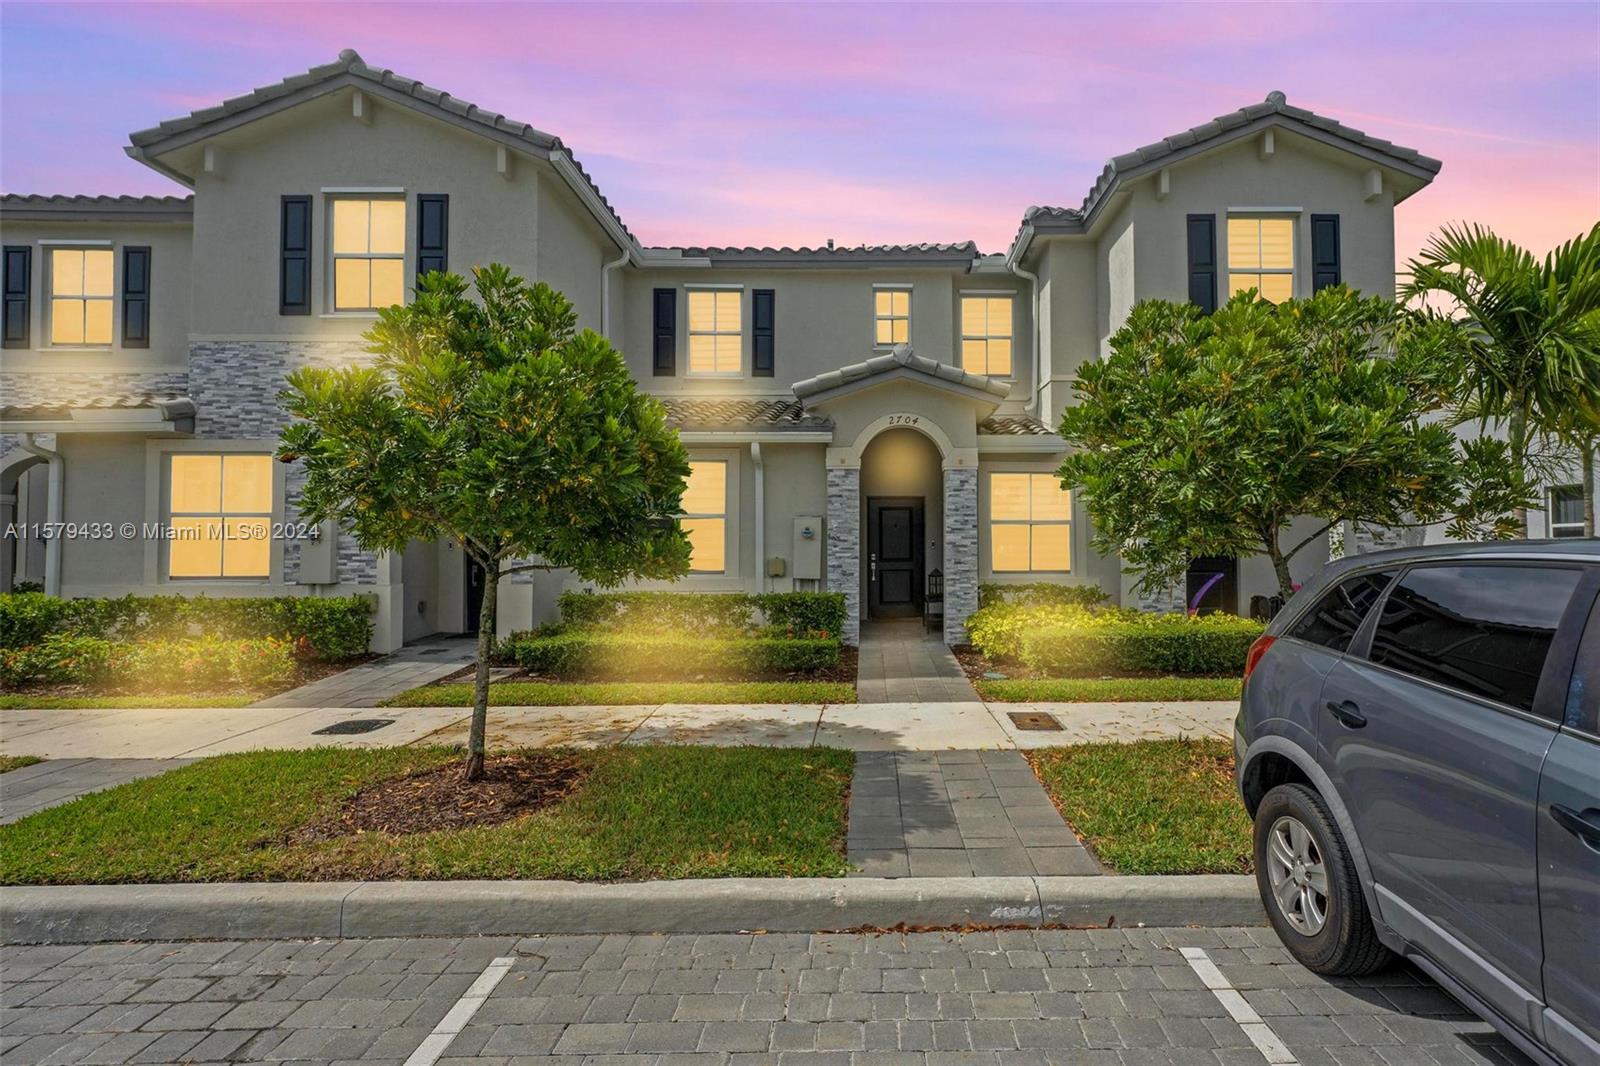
1180, 946, 1299, 1065
403, 956, 516, 1066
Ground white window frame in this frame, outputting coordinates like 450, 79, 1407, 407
959, 291, 1015, 378
985, 470, 1073, 576
872, 284, 912, 348
1226, 213, 1296, 303
142, 439, 286, 587
1549, 484, 1586, 538
685, 286, 744, 378
681, 458, 731, 574
42, 240, 116, 349
326, 194, 406, 315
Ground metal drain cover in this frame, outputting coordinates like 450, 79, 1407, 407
1007, 711, 1063, 732
312, 718, 395, 736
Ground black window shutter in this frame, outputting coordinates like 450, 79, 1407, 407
2, 245, 30, 349
416, 194, 449, 282
653, 288, 676, 376
1311, 214, 1341, 292
121, 246, 151, 348
280, 195, 312, 315
1186, 214, 1217, 314
752, 288, 775, 377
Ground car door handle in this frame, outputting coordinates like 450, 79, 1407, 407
1550, 804, 1600, 847
1325, 700, 1367, 728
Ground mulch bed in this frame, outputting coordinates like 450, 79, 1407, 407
953, 645, 1027, 681
289, 752, 588, 842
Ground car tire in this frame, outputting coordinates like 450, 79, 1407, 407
1254, 783, 1392, 976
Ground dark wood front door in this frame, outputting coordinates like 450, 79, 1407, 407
868, 497, 924, 619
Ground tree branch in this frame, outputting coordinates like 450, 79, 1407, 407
1283, 521, 1336, 561
500, 561, 562, 576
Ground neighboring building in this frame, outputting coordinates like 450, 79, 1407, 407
3, 50, 1453, 649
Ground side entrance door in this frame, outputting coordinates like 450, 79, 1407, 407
867, 496, 924, 619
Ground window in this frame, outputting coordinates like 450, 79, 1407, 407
990, 473, 1070, 572
1367, 564, 1583, 712
687, 290, 741, 375
1550, 485, 1586, 538
331, 198, 405, 311
680, 460, 727, 573
874, 288, 910, 346
1227, 217, 1294, 303
50, 248, 114, 345
961, 295, 1013, 377
1288, 570, 1396, 652
167, 454, 274, 579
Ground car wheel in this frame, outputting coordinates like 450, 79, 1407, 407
1254, 783, 1392, 976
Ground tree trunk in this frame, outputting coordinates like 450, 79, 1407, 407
463, 565, 498, 783
1265, 534, 1296, 601
1509, 408, 1529, 538
1583, 443, 1596, 538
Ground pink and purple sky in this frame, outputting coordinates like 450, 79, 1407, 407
3, 1, 1596, 259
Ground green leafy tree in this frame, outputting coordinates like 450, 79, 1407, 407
279, 266, 691, 780
1057, 288, 1528, 601
1402, 222, 1600, 534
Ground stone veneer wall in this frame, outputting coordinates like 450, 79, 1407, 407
1350, 522, 1423, 554
190, 341, 378, 585
942, 467, 979, 645
825, 466, 861, 645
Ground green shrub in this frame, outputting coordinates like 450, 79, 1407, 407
754, 593, 847, 637
0, 593, 79, 649
113, 637, 295, 692
510, 631, 839, 680
967, 601, 1263, 677
0, 634, 118, 688
966, 602, 1101, 661
557, 590, 846, 639
977, 583, 1110, 609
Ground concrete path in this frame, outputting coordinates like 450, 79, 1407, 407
250, 635, 478, 708
847, 751, 1099, 878
0, 758, 194, 825
856, 620, 979, 703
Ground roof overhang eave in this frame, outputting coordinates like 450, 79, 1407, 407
795, 368, 1007, 413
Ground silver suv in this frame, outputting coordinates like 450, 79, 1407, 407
1234, 541, 1599, 1066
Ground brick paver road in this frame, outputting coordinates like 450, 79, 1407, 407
1, 928, 1526, 1066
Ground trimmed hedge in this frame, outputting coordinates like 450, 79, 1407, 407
967, 602, 1262, 677
1, 634, 295, 692
977, 583, 1109, 609
556, 590, 846, 639
510, 631, 840, 680
0, 592, 372, 661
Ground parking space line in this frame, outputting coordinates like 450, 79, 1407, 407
1180, 946, 1299, 1065
402, 955, 516, 1066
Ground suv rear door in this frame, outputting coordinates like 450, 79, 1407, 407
1316, 561, 1596, 1035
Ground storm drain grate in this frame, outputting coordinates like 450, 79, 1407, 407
312, 718, 395, 736
1007, 711, 1063, 732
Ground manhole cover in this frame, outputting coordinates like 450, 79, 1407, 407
1007, 711, 1062, 732
312, 718, 395, 736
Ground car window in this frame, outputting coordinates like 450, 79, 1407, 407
1287, 569, 1396, 652
1368, 564, 1583, 713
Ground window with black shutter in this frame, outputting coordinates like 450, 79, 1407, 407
416, 194, 449, 282
2, 245, 30, 348
1187, 214, 1217, 314
1311, 214, 1341, 292
752, 289, 775, 376
653, 288, 676, 375
121, 246, 151, 348
280, 195, 312, 315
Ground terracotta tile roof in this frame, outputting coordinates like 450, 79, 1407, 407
792, 344, 1011, 402
658, 397, 833, 432
979, 414, 1055, 436
0, 194, 194, 220
1, 394, 194, 421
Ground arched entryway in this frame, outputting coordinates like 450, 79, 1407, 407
860, 428, 943, 621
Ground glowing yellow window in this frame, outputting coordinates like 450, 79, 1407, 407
50, 248, 114, 345
874, 289, 910, 346
961, 295, 1013, 376
680, 460, 727, 573
332, 198, 406, 311
687, 291, 742, 375
1227, 217, 1295, 303
990, 472, 1071, 573
167, 454, 274, 579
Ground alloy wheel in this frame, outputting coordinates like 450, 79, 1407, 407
1266, 815, 1329, 936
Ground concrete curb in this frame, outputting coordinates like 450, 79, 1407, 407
0, 875, 1263, 944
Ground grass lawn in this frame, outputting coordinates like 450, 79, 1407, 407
976, 677, 1242, 703
0, 694, 259, 710
383, 680, 856, 707
1028, 738, 1251, 875
0, 755, 42, 773
0, 745, 854, 885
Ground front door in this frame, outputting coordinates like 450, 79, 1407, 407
867, 497, 923, 619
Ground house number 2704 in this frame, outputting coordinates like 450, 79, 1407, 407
887, 415, 920, 426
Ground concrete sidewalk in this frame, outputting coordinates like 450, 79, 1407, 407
0, 758, 194, 825
250, 635, 478, 708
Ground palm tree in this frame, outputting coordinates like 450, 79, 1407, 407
1403, 222, 1600, 535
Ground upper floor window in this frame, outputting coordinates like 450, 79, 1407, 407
167, 454, 273, 579
687, 290, 741, 375
874, 288, 910, 346
1549, 485, 1585, 538
1227, 216, 1294, 303
49, 247, 114, 346
961, 295, 1013, 377
331, 198, 405, 312
680, 460, 728, 573
989, 472, 1071, 573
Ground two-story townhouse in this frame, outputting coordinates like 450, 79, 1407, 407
3, 50, 1461, 651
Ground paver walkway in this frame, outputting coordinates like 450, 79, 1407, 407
0, 929, 1528, 1066
856, 621, 978, 703
0, 758, 193, 824
848, 750, 1099, 877
250, 635, 478, 708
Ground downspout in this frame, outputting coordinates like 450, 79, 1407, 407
601, 247, 629, 340
1005, 225, 1043, 419
751, 442, 765, 593
18, 433, 62, 597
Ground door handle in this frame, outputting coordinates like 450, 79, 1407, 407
1550, 804, 1600, 847
1324, 700, 1367, 728
869, 553, 877, 582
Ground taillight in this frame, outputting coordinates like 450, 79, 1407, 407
1243, 635, 1277, 681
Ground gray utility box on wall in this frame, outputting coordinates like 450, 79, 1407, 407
792, 516, 823, 581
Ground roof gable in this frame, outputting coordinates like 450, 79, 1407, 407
792, 344, 1010, 410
